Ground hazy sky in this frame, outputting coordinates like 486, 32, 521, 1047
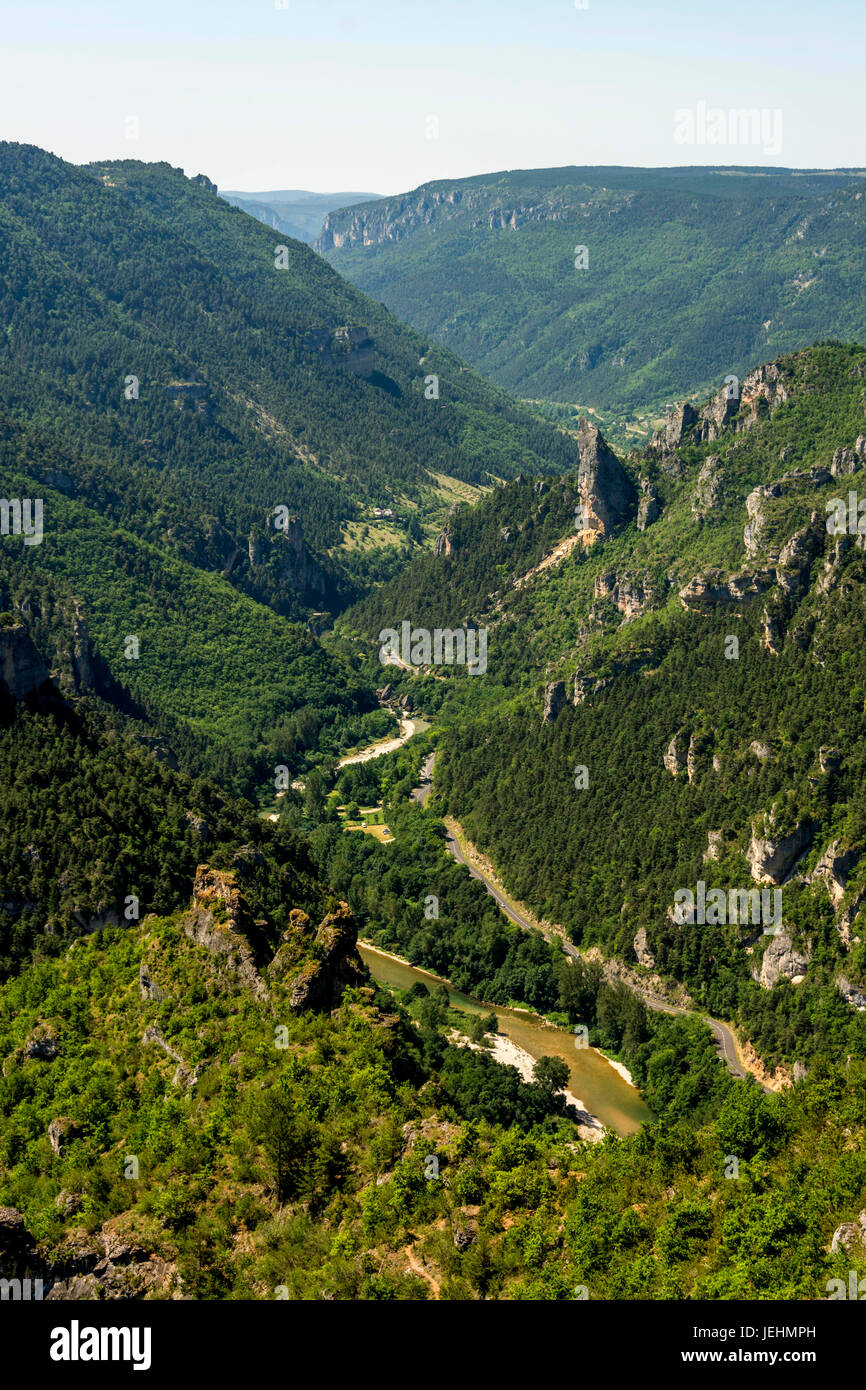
1, 0, 864, 193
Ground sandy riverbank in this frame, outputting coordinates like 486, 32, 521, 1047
598, 1053, 636, 1088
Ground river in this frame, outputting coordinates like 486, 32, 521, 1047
359, 942, 652, 1137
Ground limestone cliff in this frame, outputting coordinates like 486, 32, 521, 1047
576, 419, 635, 539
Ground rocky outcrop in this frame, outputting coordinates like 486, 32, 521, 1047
830, 1211, 866, 1254
749, 740, 774, 763
761, 604, 783, 654
433, 530, 457, 558
808, 841, 860, 910
288, 904, 365, 1013
691, 455, 723, 519
542, 680, 567, 723
573, 650, 656, 704
592, 571, 659, 623
0, 1206, 178, 1299
679, 568, 774, 612
139, 961, 161, 1001
0, 621, 50, 700
757, 928, 811, 988
686, 731, 711, 784
48, 1116, 81, 1156
830, 437, 866, 476
637, 478, 661, 530
576, 420, 635, 539
816, 535, 851, 595
651, 362, 791, 464
142, 1024, 204, 1090
649, 401, 698, 460
835, 975, 866, 1012
663, 729, 686, 776
633, 927, 655, 968
271, 517, 327, 597
747, 817, 812, 885
704, 830, 724, 862
775, 512, 824, 595
300, 324, 375, 377
185, 866, 268, 999
24, 1025, 58, 1060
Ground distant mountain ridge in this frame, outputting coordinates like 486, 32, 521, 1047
320, 165, 866, 435
220, 187, 381, 243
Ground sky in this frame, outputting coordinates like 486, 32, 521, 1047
1, 0, 864, 194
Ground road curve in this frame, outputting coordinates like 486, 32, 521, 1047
441, 815, 767, 1091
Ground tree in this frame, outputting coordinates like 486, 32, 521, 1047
533, 1055, 570, 1094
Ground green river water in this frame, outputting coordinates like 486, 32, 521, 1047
359, 943, 652, 1136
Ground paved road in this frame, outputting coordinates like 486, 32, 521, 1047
441, 814, 766, 1091
410, 752, 435, 807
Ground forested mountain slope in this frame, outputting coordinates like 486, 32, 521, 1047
0, 143, 584, 608
320, 166, 866, 437
339, 344, 866, 1073
1, 848, 864, 1300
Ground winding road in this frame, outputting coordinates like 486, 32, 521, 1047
438, 794, 766, 1091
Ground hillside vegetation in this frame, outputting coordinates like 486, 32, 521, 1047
321, 166, 866, 438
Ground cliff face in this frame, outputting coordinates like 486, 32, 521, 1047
650, 360, 792, 461
576, 420, 636, 539
285, 904, 366, 1014
315, 179, 615, 254
0, 621, 50, 700
186, 865, 268, 1000
247, 515, 327, 598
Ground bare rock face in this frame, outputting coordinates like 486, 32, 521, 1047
139, 962, 161, 1001
70, 603, 94, 693
433, 530, 456, 558
186, 866, 268, 999
543, 680, 568, 723
633, 927, 655, 969
694, 384, 740, 443
0, 622, 50, 700
830, 439, 866, 476
289, 904, 365, 1013
704, 831, 724, 862
592, 571, 658, 623
649, 401, 698, 459
757, 928, 811, 988
24, 1026, 59, 1060
762, 605, 783, 655
678, 570, 736, 610
576, 419, 635, 539
749, 740, 774, 763
691, 455, 724, 519
836, 975, 866, 1012
48, 1116, 81, 1156
686, 731, 710, 784
808, 841, 860, 909
637, 478, 661, 530
830, 1211, 866, 1253
747, 818, 812, 885
273, 517, 327, 598
775, 512, 824, 595
817, 535, 851, 596
663, 730, 687, 776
